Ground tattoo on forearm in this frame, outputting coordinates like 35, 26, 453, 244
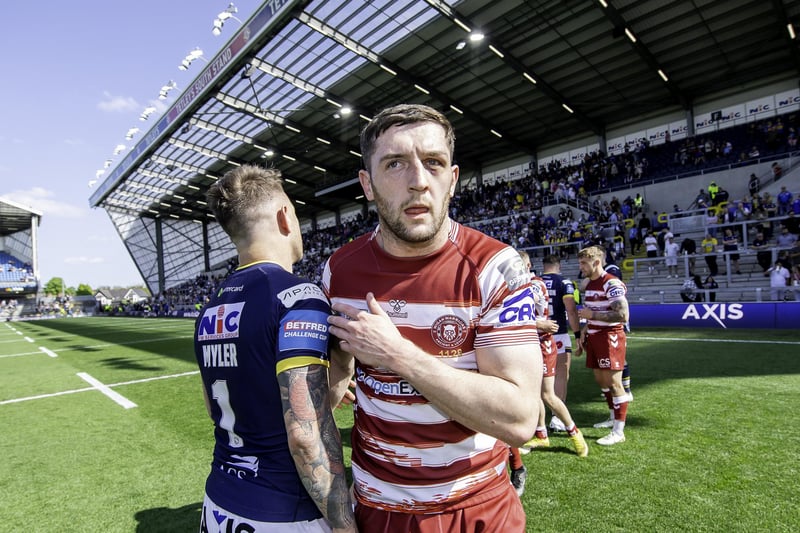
279, 366, 355, 529
593, 300, 629, 323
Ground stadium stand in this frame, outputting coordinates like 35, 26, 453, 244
79, 0, 800, 315
0, 197, 40, 314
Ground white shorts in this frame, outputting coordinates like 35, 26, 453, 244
201, 494, 332, 533
553, 333, 572, 355
665, 257, 677, 266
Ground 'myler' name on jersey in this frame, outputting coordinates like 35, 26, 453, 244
202, 343, 238, 367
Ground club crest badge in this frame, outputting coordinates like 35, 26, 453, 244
431, 315, 468, 349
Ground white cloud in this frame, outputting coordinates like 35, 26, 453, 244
1, 187, 85, 218
97, 91, 139, 112
64, 256, 106, 264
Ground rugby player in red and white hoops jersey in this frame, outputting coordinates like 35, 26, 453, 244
324, 104, 542, 532
517, 251, 588, 458
575, 245, 631, 446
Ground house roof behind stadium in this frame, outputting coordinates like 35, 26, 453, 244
89, 0, 800, 225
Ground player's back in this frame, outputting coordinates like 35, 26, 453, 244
194, 261, 330, 522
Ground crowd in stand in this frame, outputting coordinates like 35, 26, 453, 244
0, 252, 35, 284
105, 112, 800, 315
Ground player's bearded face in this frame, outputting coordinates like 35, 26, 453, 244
361, 122, 457, 249
370, 180, 451, 244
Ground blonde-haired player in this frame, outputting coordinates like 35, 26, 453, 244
575, 245, 631, 445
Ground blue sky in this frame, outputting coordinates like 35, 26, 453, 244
0, 1, 262, 289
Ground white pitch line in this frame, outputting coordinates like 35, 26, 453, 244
0, 335, 193, 359
0, 386, 95, 405
77, 372, 137, 409
109, 370, 200, 387
24, 336, 34, 343
629, 336, 800, 345
0, 370, 199, 406
39, 346, 58, 358
0, 350, 57, 359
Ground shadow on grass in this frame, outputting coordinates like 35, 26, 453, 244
135, 501, 201, 532
66, 344, 104, 352
18, 317, 196, 362
101, 356, 164, 371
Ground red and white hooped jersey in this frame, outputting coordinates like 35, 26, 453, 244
322, 220, 539, 513
583, 271, 627, 333
530, 275, 555, 354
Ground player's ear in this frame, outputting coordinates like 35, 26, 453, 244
276, 204, 291, 236
358, 169, 374, 201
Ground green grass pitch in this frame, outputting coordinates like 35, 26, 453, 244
1, 318, 798, 532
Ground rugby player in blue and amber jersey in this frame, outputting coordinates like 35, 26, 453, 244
195, 165, 355, 533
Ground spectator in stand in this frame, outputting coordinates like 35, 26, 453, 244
695, 189, 710, 208
776, 225, 798, 248
784, 211, 800, 235
772, 162, 783, 181
722, 140, 733, 157
638, 212, 652, 241
704, 275, 719, 302
679, 235, 697, 271
748, 145, 761, 158
628, 225, 640, 254
701, 232, 719, 276
634, 193, 644, 214
777, 186, 793, 216
765, 260, 790, 301
644, 230, 659, 274
722, 227, 742, 275
680, 274, 705, 303
713, 187, 730, 206
664, 235, 681, 279
706, 208, 720, 237
707, 181, 719, 204
791, 265, 800, 301
650, 210, 661, 231
656, 226, 671, 256
751, 231, 773, 272
748, 173, 760, 197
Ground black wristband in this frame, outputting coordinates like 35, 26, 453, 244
574, 330, 582, 341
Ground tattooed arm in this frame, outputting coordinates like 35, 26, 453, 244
328, 344, 355, 410
585, 298, 630, 324
279, 365, 357, 533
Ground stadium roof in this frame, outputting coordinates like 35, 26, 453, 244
87, 0, 800, 292
0, 197, 42, 238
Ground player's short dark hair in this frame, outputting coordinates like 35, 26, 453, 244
543, 254, 561, 266
360, 104, 455, 172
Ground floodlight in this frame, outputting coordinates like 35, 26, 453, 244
179, 48, 206, 70
158, 80, 178, 99
212, 3, 242, 36
140, 106, 157, 121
